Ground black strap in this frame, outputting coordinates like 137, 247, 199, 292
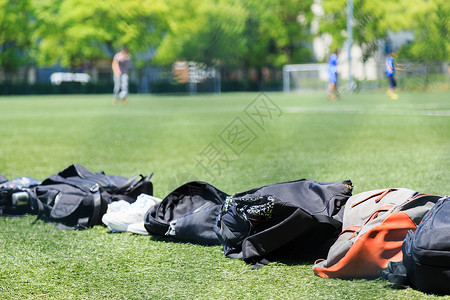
251, 258, 271, 270
117, 174, 142, 192
55, 223, 76, 230
30, 193, 46, 224
118, 173, 154, 193
67, 190, 101, 230
89, 190, 102, 226
380, 261, 410, 288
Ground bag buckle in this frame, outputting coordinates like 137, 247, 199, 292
90, 183, 100, 193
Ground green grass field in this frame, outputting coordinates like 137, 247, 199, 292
0, 91, 449, 299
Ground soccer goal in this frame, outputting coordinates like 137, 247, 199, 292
283, 63, 328, 93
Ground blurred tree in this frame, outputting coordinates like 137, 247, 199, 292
241, 0, 314, 88
153, 0, 247, 67
32, 0, 168, 70
318, 0, 407, 60
0, 0, 34, 75
318, 0, 449, 62
243, 0, 313, 68
397, 0, 449, 61
154, 0, 314, 89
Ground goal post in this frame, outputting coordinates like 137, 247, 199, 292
283, 63, 328, 93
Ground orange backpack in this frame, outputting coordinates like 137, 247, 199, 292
313, 188, 441, 279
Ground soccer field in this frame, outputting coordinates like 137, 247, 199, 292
0, 92, 449, 299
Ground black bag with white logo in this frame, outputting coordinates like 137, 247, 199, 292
214, 179, 353, 268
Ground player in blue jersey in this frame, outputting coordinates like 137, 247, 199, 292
328, 50, 339, 100
385, 51, 404, 100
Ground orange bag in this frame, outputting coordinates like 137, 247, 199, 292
313, 189, 441, 279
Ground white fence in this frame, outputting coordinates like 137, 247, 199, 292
50, 72, 91, 85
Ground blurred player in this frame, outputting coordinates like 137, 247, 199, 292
385, 51, 404, 100
112, 47, 131, 105
328, 50, 339, 101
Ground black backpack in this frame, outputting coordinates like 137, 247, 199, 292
144, 181, 229, 245
381, 195, 450, 295
214, 179, 353, 268
0, 176, 42, 215
29, 164, 153, 229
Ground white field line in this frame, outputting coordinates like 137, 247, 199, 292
285, 107, 450, 116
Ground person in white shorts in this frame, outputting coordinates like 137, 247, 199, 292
112, 47, 131, 105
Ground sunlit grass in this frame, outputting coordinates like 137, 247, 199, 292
0, 91, 449, 299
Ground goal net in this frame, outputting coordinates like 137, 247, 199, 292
283, 63, 328, 93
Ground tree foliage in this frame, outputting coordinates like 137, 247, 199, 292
318, 0, 449, 61
1, 0, 448, 77
398, 0, 450, 61
242, 0, 313, 68
0, 0, 34, 73
153, 0, 314, 68
319, 0, 406, 58
153, 0, 248, 67
32, 0, 168, 69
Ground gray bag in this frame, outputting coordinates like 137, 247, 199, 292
313, 188, 441, 279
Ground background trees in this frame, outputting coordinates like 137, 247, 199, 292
397, 0, 449, 62
29, 0, 316, 72
0, 0, 34, 74
243, 0, 314, 69
153, 0, 248, 67
32, 0, 168, 70
318, 0, 449, 62
0, 0, 448, 86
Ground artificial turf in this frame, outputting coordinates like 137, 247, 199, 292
0, 91, 449, 299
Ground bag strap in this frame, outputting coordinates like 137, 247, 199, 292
380, 261, 411, 288
74, 184, 102, 229
73, 187, 102, 229
31, 194, 51, 224
251, 258, 271, 270
117, 174, 151, 193
351, 189, 398, 208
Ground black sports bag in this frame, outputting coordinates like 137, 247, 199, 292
144, 181, 229, 245
381, 195, 450, 295
214, 179, 353, 268
30, 164, 153, 229
0, 176, 41, 215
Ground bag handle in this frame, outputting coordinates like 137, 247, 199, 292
351, 189, 398, 208
117, 173, 152, 193
339, 225, 360, 235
